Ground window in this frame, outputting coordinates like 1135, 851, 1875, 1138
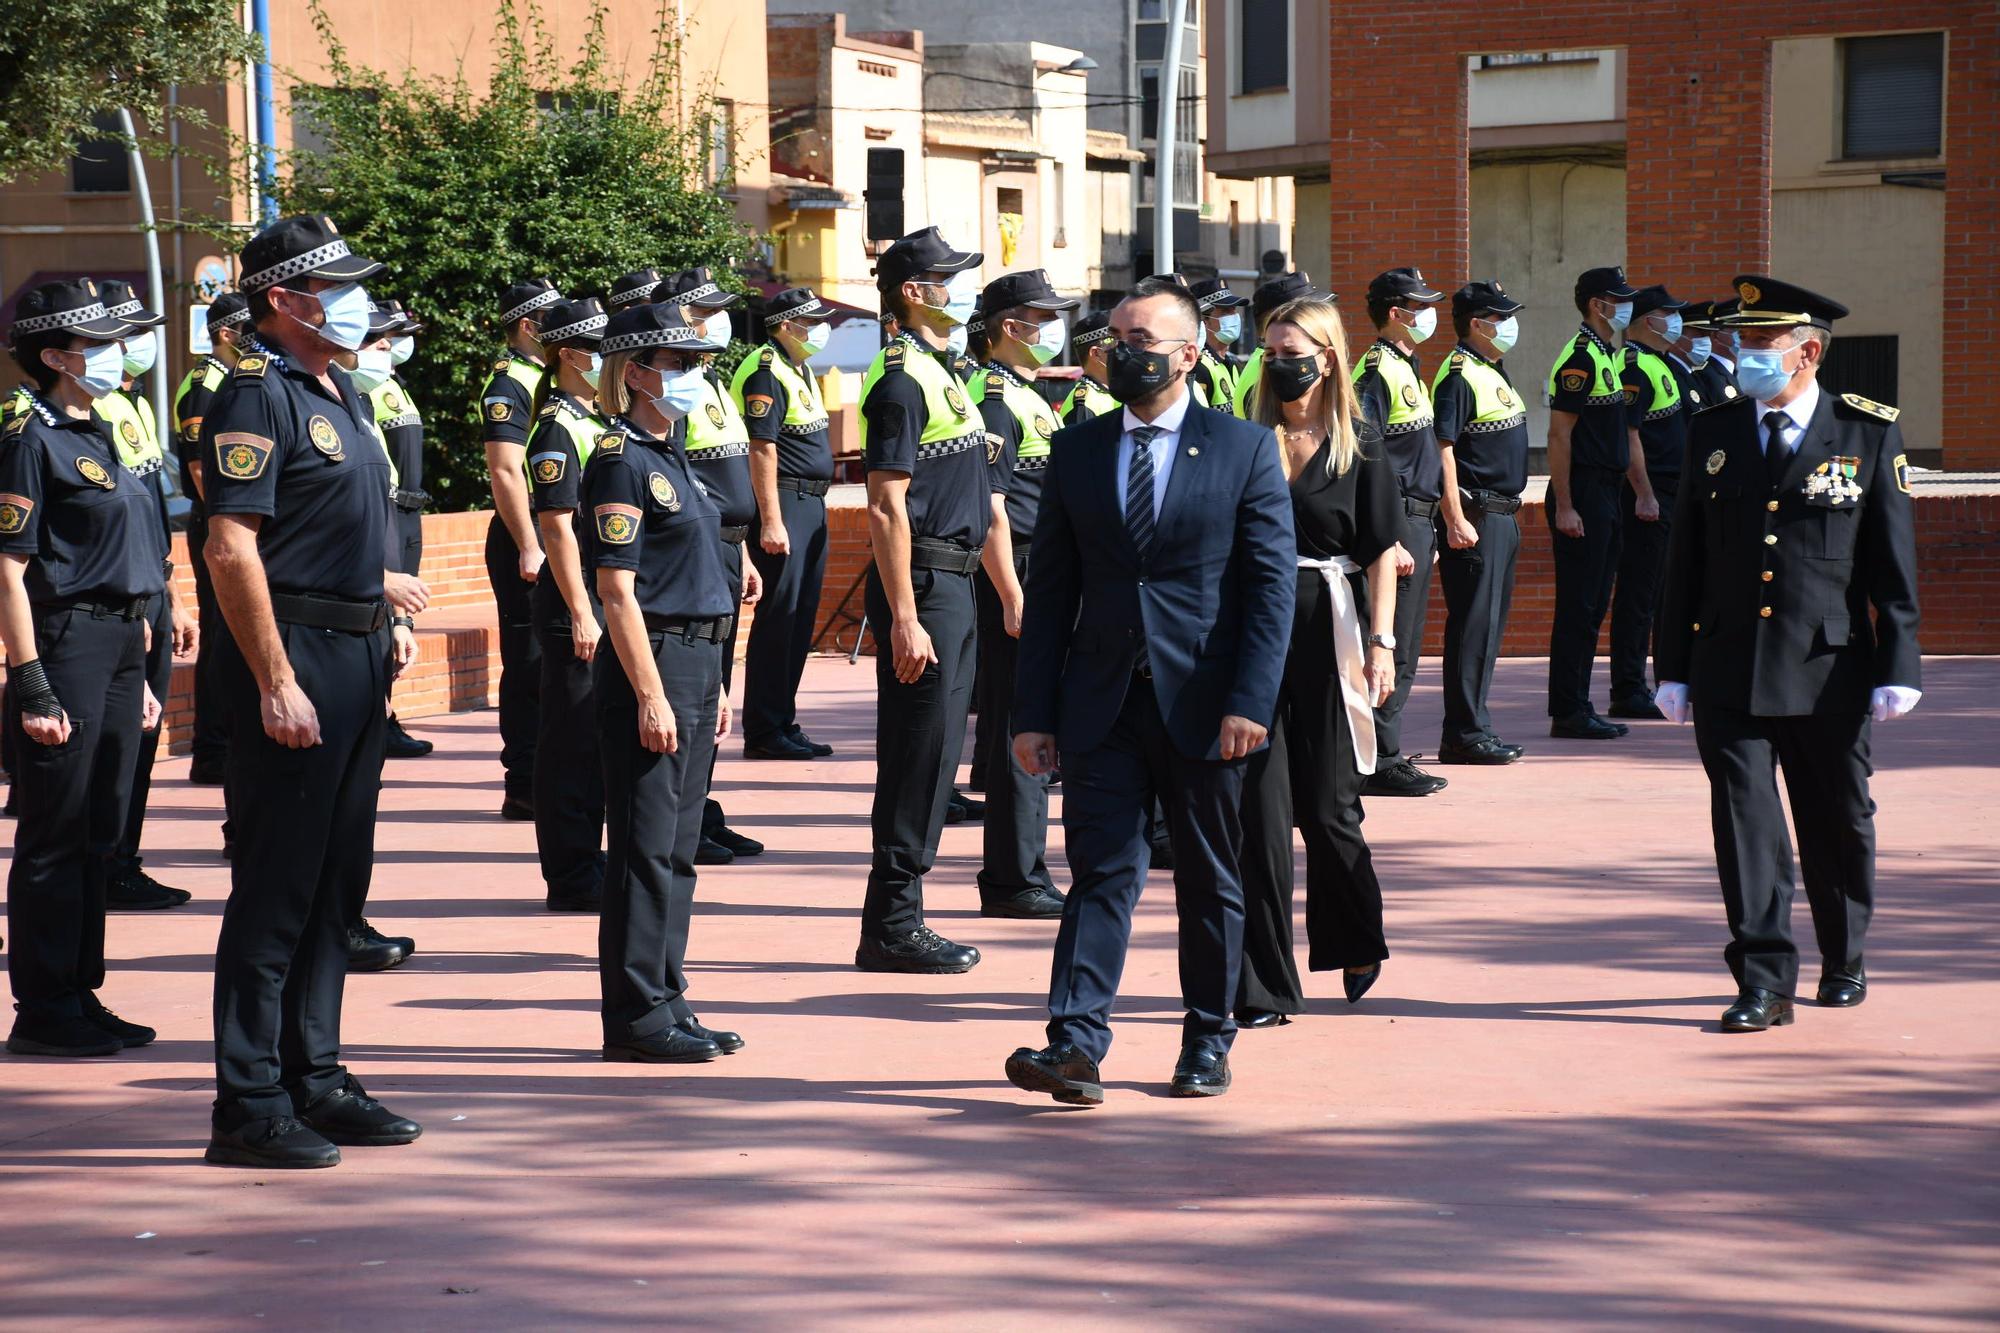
292, 87, 380, 157
1240, 0, 1288, 94
1053, 161, 1068, 249
1821, 335, 1899, 407
996, 187, 1026, 267
1842, 33, 1944, 159
707, 99, 736, 189
71, 111, 130, 193
1138, 0, 1164, 17
1478, 51, 1599, 68
1139, 67, 1160, 141
1229, 200, 1241, 255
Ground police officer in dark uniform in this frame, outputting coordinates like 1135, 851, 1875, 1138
1, 279, 169, 1056
1606, 285, 1691, 720
728, 286, 835, 762
1545, 265, 1640, 740
201, 215, 429, 1167
1657, 276, 1920, 1033
1189, 279, 1247, 414
481, 277, 561, 819
605, 268, 663, 314
585, 302, 741, 1062
1061, 313, 1118, 425
1233, 270, 1326, 418
1683, 298, 1744, 409
1432, 281, 1532, 766
1352, 266, 1449, 797
856, 226, 1005, 974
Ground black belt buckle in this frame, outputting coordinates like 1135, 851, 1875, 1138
1404, 497, 1440, 519
393, 488, 431, 511
717, 524, 750, 544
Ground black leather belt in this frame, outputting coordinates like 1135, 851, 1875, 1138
392, 488, 431, 512
643, 613, 732, 643
1404, 497, 1440, 519
717, 524, 749, 544
270, 592, 390, 633
1461, 489, 1523, 515
778, 477, 831, 498
36, 595, 148, 621
909, 539, 982, 575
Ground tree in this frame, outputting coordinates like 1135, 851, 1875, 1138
258, 0, 756, 509
0, 0, 261, 181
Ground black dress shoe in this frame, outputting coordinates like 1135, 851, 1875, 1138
709, 824, 764, 857
944, 789, 985, 824
546, 885, 603, 913
744, 733, 817, 761
1492, 739, 1526, 760
385, 717, 434, 758
84, 1001, 155, 1048
1344, 964, 1382, 1004
297, 1077, 423, 1146
187, 760, 227, 786
500, 795, 534, 821
1170, 1049, 1232, 1097
1238, 1008, 1291, 1029
1607, 695, 1666, 721
980, 886, 1066, 919
1005, 1041, 1104, 1106
677, 1017, 744, 1054
1437, 737, 1521, 765
1816, 971, 1867, 1007
855, 926, 981, 974
106, 866, 192, 910
6, 1014, 124, 1057
1362, 757, 1448, 797
1592, 711, 1631, 736
694, 835, 735, 866
1720, 987, 1796, 1032
604, 1026, 721, 1062
346, 921, 412, 972
206, 1115, 341, 1168
786, 725, 834, 758
1550, 712, 1625, 740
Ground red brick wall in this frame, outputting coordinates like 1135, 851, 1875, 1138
1323, 2, 2000, 468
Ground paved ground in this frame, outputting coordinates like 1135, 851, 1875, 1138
2, 656, 1995, 1330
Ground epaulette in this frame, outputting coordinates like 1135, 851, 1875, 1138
1839, 392, 1899, 423
233, 354, 269, 378
3, 413, 26, 438
537, 400, 559, 418
1692, 392, 1750, 415
1447, 352, 1469, 371
594, 429, 626, 456
881, 342, 907, 372
755, 346, 775, 367
1358, 345, 1382, 371
491, 357, 512, 372
1622, 345, 1639, 365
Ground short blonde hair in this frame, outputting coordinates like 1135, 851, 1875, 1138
1254, 297, 1361, 477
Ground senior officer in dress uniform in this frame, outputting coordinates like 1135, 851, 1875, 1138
730, 285, 836, 762
1232, 270, 1326, 418
1061, 313, 1118, 425
0, 279, 169, 1057
201, 215, 430, 1168
1656, 276, 1919, 1034
1545, 264, 1640, 741
1431, 281, 1532, 767
856, 226, 1013, 975
1353, 266, 1449, 798
1189, 279, 1247, 414
480, 276, 561, 820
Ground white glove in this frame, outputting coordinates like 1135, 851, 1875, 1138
1656, 681, 1691, 724
1870, 685, 1922, 722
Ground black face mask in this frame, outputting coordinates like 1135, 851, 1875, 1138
1106, 341, 1182, 403
1264, 354, 1323, 403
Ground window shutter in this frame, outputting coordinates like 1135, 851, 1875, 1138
1843, 33, 1944, 160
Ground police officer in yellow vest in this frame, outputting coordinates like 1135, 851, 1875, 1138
1189, 279, 1247, 415
1060, 313, 1118, 425
857, 227, 1013, 974
481, 277, 562, 819
1233, 270, 1326, 418
94, 281, 198, 910
1606, 285, 1692, 721
967, 270, 1074, 922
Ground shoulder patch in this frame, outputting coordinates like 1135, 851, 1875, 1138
234, 355, 268, 378
1840, 392, 1900, 422
487, 400, 513, 422
594, 502, 641, 545
0, 494, 31, 533
1893, 452, 1911, 494
1448, 352, 1468, 370
595, 430, 625, 455
537, 400, 558, 418
881, 343, 907, 371
529, 452, 566, 486
492, 358, 512, 372
1559, 367, 1590, 394
756, 347, 775, 367
214, 432, 275, 480
744, 394, 774, 419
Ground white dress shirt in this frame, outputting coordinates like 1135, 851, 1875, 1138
1115, 389, 1192, 521
1756, 379, 1820, 459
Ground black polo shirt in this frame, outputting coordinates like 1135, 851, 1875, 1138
737, 348, 833, 481
1548, 324, 1629, 472
0, 394, 166, 604
580, 419, 734, 621
861, 343, 991, 550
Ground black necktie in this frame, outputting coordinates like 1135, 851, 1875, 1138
1763, 411, 1790, 492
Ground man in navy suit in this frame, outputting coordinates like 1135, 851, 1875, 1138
1003, 278, 1296, 1104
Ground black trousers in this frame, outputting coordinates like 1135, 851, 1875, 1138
484, 514, 540, 802
976, 557, 1053, 899
387, 508, 424, 711
5, 609, 145, 1023
189, 516, 232, 771
211, 621, 388, 1123
1437, 508, 1520, 749
703, 541, 744, 837
862, 563, 976, 938
1375, 506, 1438, 762
1547, 466, 1624, 719
1048, 677, 1246, 1063
597, 629, 721, 1042
1609, 474, 1677, 703
530, 576, 605, 897
1695, 706, 1875, 996
1238, 571, 1389, 1015
743, 485, 828, 747
969, 571, 997, 792
114, 590, 174, 871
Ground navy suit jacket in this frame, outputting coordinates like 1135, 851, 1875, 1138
1013, 399, 1296, 760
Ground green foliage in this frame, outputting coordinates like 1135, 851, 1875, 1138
0, 0, 262, 181
264, 0, 755, 509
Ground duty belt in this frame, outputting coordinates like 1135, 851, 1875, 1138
392, 487, 431, 512
1460, 489, 1522, 515
36, 595, 148, 621
717, 524, 750, 545
909, 538, 982, 575
1403, 496, 1440, 519
643, 612, 732, 642
778, 477, 832, 498
270, 592, 390, 634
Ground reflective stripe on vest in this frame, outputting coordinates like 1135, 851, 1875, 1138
969, 364, 1057, 464
1355, 342, 1432, 432
1433, 349, 1526, 433
859, 335, 983, 456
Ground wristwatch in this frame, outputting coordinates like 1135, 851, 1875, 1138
391, 615, 415, 630
1364, 632, 1396, 651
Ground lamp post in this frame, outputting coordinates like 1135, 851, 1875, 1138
1154, 0, 1187, 278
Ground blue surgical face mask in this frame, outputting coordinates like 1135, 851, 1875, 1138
946, 325, 969, 357
389, 335, 415, 366
1212, 312, 1242, 346
1025, 318, 1066, 366
1407, 306, 1438, 344
1604, 299, 1634, 333
647, 363, 708, 419
121, 329, 158, 378
801, 322, 831, 356
67, 341, 127, 399
1735, 343, 1799, 401
1651, 312, 1683, 343
1688, 335, 1712, 369
925, 271, 981, 326
288, 282, 370, 351
1483, 316, 1519, 354
350, 346, 394, 392
580, 352, 602, 390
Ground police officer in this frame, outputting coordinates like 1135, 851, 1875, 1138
968, 270, 1073, 921
730, 286, 835, 761
1060, 313, 1118, 425
1545, 265, 1639, 741
1189, 279, 1247, 415
1353, 266, 1449, 798
202, 215, 428, 1167
94, 280, 200, 907
481, 276, 561, 819
0, 279, 169, 1056
857, 226, 1003, 974
1432, 281, 1531, 767
585, 302, 741, 1062
605, 268, 663, 314
1605, 285, 1691, 720
521, 296, 613, 913
1233, 270, 1326, 418
1656, 277, 1920, 1033
660, 267, 765, 864
1683, 299, 1743, 409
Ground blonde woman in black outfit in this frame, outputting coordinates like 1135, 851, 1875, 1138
1235, 297, 1400, 1027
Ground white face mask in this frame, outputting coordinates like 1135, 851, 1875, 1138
121, 329, 159, 378
350, 346, 395, 392
800, 322, 832, 356
1482, 316, 1520, 355
389, 336, 415, 366
1024, 318, 1066, 366
703, 310, 734, 348
579, 351, 602, 389
923, 271, 981, 326
945, 325, 969, 357
1212, 312, 1242, 346
1406, 306, 1438, 344
62, 342, 127, 399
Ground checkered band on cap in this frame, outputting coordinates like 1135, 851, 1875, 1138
11, 302, 114, 335
105, 298, 146, 319
211, 305, 252, 329
1195, 288, 1233, 312
241, 238, 355, 292
764, 295, 823, 325
1071, 323, 1113, 347
500, 288, 562, 324
601, 322, 702, 355
673, 281, 722, 305
542, 310, 608, 342
608, 277, 661, 305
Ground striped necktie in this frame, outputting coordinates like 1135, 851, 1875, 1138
1127, 425, 1160, 555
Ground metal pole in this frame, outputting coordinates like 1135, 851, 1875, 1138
115, 106, 170, 447
252, 0, 277, 221
1154, 0, 1187, 275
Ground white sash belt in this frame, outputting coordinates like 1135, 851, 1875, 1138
1297, 555, 1376, 775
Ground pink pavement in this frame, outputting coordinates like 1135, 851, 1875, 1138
1, 655, 1995, 1329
